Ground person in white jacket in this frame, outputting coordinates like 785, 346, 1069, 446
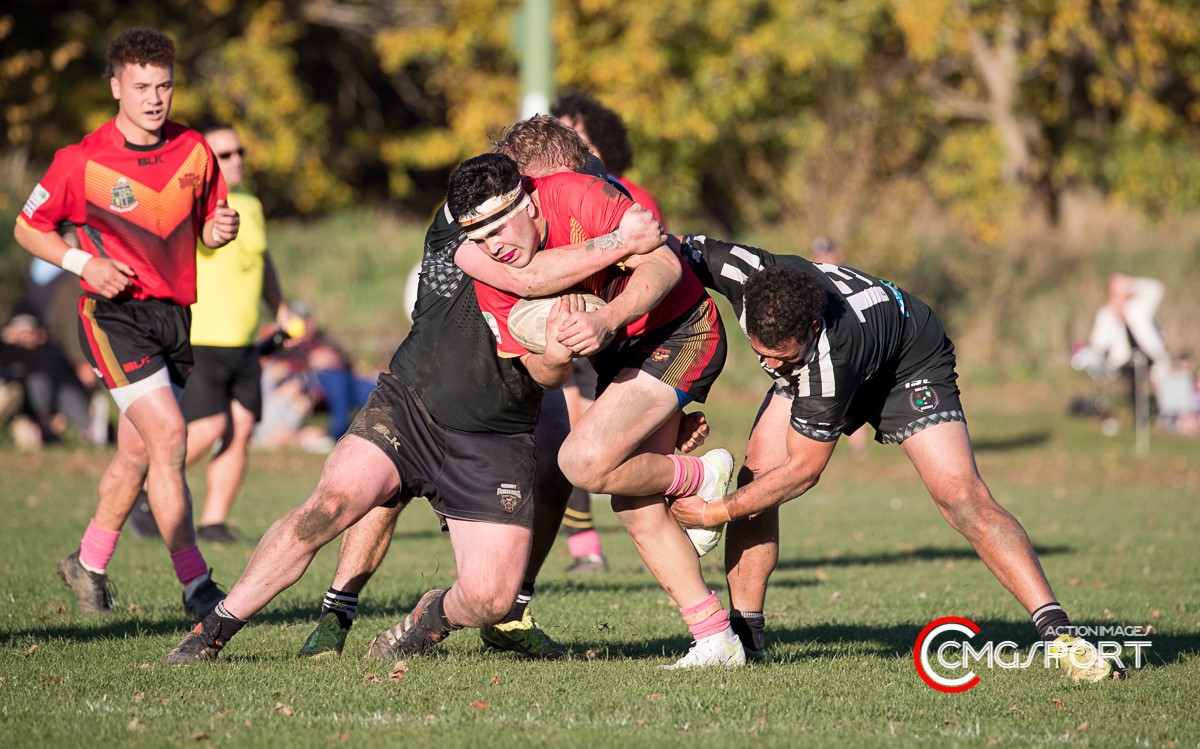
1087, 273, 1169, 404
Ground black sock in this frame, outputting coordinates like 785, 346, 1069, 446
730, 609, 765, 652
320, 587, 358, 628
424, 590, 462, 635
200, 601, 247, 647
500, 582, 535, 624
1032, 601, 1072, 641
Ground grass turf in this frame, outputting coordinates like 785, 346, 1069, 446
1, 374, 1197, 747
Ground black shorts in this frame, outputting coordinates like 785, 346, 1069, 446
842, 302, 965, 444
345, 372, 537, 528
180, 345, 263, 422
593, 296, 727, 404
77, 295, 192, 389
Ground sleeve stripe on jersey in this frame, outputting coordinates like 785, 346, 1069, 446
794, 328, 836, 399
846, 286, 890, 323
720, 265, 749, 285
730, 246, 764, 269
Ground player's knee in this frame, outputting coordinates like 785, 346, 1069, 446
557, 441, 609, 493
293, 487, 354, 545
455, 581, 512, 624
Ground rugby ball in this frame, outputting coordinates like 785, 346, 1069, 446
508, 292, 607, 354
687, 527, 723, 557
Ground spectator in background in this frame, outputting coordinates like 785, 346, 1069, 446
0, 312, 89, 449
260, 301, 377, 443
1087, 274, 1169, 410
549, 92, 668, 575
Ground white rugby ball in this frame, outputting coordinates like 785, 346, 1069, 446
508, 292, 607, 354
687, 526, 723, 557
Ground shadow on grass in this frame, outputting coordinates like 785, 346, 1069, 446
773, 544, 1071, 571
972, 430, 1052, 452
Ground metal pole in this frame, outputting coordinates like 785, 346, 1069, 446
518, 0, 554, 119
1133, 352, 1150, 456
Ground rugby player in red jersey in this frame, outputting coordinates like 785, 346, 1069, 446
14, 28, 238, 620
449, 118, 745, 669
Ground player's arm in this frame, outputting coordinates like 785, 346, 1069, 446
518, 295, 580, 389
455, 202, 664, 297
201, 198, 241, 249
670, 428, 837, 528
13, 221, 134, 299
555, 241, 682, 356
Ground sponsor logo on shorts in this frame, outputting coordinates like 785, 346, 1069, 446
372, 423, 401, 451
496, 483, 521, 513
122, 355, 151, 373
110, 178, 138, 213
906, 379, 939, 412
651, 347, 671, 363
22, 183, 50, 218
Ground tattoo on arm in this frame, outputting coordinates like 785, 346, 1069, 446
589, 229, 624, 254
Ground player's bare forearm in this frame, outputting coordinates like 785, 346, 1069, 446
598, 244, 682, 329
457, 237, 621, 298
14, 221, 72, 266
520, 353, 574, 390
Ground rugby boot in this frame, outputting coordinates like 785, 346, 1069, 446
1050, 634, 1115, 683
57, 550, 115, 615
480, 608, 567, 660
659, 628, 746, 670
182, 571, 226, 622
365, 589, 451, 659
299, 612, 352, 658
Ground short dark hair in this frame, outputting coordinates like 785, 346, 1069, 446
493, 115, 590, 176
551, 92, 633, 175
106, 28, 176, 79
743, 265, 828, 348
197, 120, 235, 137
446, 153, 523, 223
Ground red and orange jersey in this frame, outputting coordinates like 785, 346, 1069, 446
18, 119, 226, 306
473, 171, 704, 357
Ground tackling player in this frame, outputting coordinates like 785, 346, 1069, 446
13, 28, 237, 620
669, 236, 1113, 682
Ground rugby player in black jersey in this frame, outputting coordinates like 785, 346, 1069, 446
668, 236, 1113, 683
162, 182, 669, 665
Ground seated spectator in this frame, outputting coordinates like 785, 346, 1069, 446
251, 358, 334, 453
266, 302, 378, 441
0, 313, 90, 447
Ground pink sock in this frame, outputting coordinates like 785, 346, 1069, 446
170, 545, 209, 585
680, 591, 730, 641
79, 519, 120, 573
568, 530, 603, 559
665, 454, 704, 497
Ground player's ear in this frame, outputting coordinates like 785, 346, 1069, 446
110, 75, 121, 101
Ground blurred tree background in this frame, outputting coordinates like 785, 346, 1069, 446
2, 0, 1198, 370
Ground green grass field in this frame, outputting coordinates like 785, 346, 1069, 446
2, 373, 1197, 747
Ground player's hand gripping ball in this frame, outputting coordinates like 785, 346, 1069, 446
507, 292, 607, 354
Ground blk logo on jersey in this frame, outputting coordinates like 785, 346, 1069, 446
496, 483, 521, 513
110, 178, 137, 213
138, 154, 163, 167
372, 423, 401, 451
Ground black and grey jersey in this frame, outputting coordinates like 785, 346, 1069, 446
388, 203, 543, 434
680, 234, 923, 441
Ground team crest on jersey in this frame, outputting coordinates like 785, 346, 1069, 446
496, 483, 521, 513
110, 178, 138, 213
908, 382, 939, 412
